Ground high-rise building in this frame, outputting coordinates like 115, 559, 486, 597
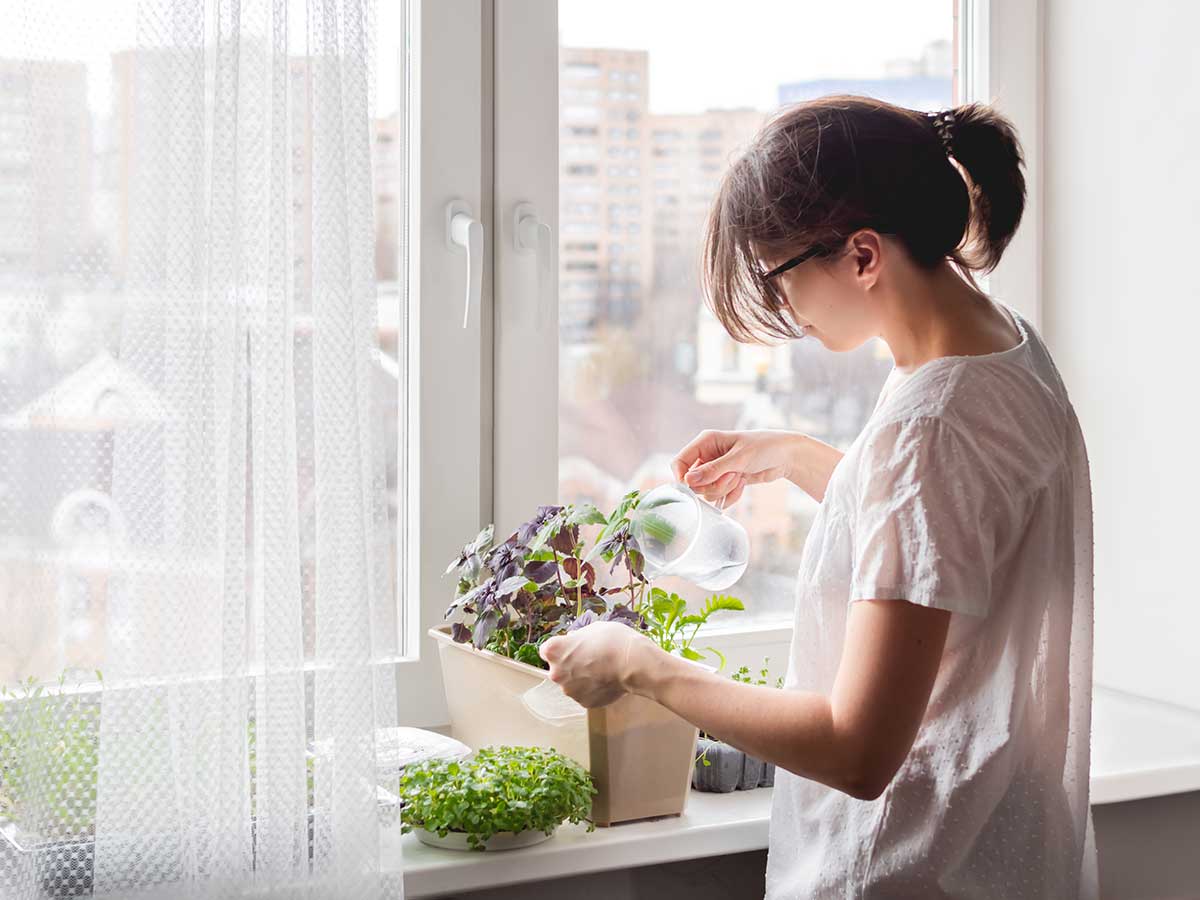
643, 107, 794, 402
0, 59, 92, 283
779, 39, 953, 112
558, 47, 653, 346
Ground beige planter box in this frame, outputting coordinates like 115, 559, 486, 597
429, 624, 701, 826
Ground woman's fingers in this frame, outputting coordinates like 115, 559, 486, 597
685, 447, 745, 489
671, 430, 733, 482
692, 470, 741, 504
723, 475, 747, 507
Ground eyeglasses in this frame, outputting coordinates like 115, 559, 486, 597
753, 244, 831, 309
756, 244, 831, 281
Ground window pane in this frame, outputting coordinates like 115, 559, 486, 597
557, 1, 957, 626
0, 3, 411, 680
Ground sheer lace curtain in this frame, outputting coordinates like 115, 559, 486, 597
0, 1, 404, 897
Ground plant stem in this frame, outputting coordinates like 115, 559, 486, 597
550, 546, 574, 615
626, 539, 636, 608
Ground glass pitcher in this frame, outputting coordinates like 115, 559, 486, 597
630, 481, 750, 591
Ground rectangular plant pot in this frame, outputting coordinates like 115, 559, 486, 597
0, 821, 94, 899
429, 625, 700, 826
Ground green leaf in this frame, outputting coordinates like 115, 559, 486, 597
636, 511, 677, 546
701, 646, 727, 672
700, 594, 744, 617
566, 503, 606, 527
648, 588, 683, 620
638, 493, 680, 511
529, 515, 563, 555
679, 646, 703, 662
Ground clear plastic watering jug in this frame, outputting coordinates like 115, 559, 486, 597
629, 481, 750, 591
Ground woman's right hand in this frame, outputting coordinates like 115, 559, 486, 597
670, 429, 800, 508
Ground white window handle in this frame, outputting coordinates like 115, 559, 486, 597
513, 202, 553, 327
446, 200, 483, 329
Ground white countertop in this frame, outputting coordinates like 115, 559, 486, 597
382, 786, 772, 898
386, 685, 1200, 899
1089, 685, 1200, 804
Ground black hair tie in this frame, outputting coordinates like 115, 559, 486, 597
924, 109, 956, 156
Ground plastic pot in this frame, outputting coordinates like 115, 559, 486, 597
691, 737, 776, 792
739, 753, 766, 791
691, 737, 742, 793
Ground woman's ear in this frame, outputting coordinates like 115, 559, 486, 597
847, 229, 884, 288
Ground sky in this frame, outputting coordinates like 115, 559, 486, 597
557, 0, 953, 114
0, 1, 953, 118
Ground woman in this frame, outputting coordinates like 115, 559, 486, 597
539, 96, 1097, 899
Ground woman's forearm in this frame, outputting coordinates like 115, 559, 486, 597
622, 640, 871, 799
786, 432, 845, 502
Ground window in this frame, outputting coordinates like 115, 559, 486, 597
528, 0, 961, 630
565, 62, 601, 79
0, 0, 422, 680
563, 104, 600, 120
564, 143, 599, 158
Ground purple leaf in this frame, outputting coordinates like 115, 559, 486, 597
549, 523, 579, 555
560, 557, 595, 590
473, 609, 500, 650
516, 505, 563, 545
496, 574, 531, 600
600, 605, 644, 629
568, 610, 599, 632
523, 559, 558, 585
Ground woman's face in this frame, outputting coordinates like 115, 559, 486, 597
761, 230, 886, 352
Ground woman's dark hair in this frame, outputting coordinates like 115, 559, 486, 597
702, 95, 1027, 343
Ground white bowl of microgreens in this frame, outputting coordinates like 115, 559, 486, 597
397, 745, 596, 852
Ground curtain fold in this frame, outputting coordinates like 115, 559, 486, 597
0, 1, 404, 897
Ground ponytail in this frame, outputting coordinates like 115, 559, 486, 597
944, 101, 1027, 275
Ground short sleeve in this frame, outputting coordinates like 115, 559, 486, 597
849, 415, 1000, 618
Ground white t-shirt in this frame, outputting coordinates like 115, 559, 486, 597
765, 303, 1099, 899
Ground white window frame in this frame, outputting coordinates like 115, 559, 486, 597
396, 0, 1045, 727
969, 0, 1044, 329
392, 0, 493, 728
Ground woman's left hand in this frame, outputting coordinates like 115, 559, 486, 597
538, 622, 646, 708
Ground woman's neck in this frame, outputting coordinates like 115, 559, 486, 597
879, 262, 1018, 372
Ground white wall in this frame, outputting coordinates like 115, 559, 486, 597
1043, 0, 1200, 709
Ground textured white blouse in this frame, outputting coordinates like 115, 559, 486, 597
765, 303, 1098, 899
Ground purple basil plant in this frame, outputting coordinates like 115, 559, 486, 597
442, 491, 654, 669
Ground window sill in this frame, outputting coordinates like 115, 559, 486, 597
382, 787, 772, 898
1090, 684, 1200, 805
386, 686, 1200, 898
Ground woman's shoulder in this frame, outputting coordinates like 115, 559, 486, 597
864, 351, 1074, 491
